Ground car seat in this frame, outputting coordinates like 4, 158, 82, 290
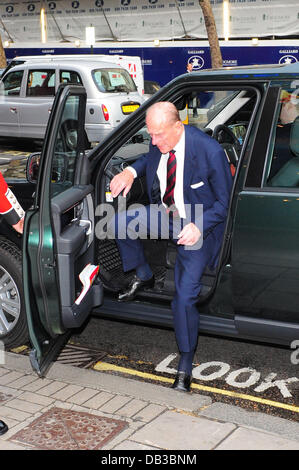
268, 116, 299, 187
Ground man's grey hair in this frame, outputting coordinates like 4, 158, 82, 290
146, 101, 181, 126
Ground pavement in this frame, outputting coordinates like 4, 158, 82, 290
1, 351, 299, 451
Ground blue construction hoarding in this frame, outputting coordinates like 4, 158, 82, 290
5, 42, 299, 86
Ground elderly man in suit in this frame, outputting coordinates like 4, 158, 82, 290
110, 101, 232, 392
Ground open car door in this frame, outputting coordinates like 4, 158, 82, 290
23, 84, 103, 376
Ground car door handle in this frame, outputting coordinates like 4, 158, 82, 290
10, 107, 17, 113
79, 219, 92, 236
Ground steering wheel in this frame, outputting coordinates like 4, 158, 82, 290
212, 124, 241, 147
212, 124, 242, 166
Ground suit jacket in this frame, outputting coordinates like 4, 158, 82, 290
132, 125, 233, 242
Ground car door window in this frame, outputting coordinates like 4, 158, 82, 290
1, 70, 23, 96
101, 85, 258, 230
60, 70, 83, 85
104, 86, 258, 188
26, 69, 56, 97
50, 95, 81, 197
180, 90, 235, 129
266, 88, 299, 187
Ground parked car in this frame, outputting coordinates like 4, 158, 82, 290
1, 61, 299, 376
1, 54, 145, 97
0, 59, 143, 146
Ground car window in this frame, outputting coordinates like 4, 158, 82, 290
266, 88, 299, 187
108, 86, 258, 176
92, 68, 137, 93
50, 95, 81, 197
60, 70, 83, 85
26, 69, 56, 97
180, 90, 252, 134
1, 70, 23, 96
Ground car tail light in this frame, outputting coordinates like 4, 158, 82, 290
101, 104, 109, 121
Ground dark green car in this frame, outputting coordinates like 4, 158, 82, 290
1, 62, 299, 376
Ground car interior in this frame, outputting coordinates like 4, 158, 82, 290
267, 116, 299, 187
266, 90, 299, 187
94, 87, 259, 302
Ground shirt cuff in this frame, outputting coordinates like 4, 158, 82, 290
126, 166, 137, 178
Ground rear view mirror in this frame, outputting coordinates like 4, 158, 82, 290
175, 95, 187, 111
26, 152, 40, 183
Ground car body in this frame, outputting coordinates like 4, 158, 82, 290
1, 61, 299, 376
0, 59, 143, 145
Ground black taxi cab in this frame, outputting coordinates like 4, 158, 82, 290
1, 61, 299, 376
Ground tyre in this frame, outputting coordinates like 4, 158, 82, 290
0, 239, 28, 349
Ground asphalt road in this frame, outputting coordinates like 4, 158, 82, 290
1, 138, 298, 423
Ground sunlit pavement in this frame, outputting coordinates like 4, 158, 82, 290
1, 351, 299, 450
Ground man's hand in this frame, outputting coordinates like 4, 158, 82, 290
110, 169, 134, 198
177, 222, 201, 246
13, 217, 24, 234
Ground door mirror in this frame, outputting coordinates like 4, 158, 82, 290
26, 151, 67, 184
26, 152, 40, 183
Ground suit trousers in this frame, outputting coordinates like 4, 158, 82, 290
111, 203, 215, 353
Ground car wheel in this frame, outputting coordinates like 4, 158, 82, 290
0, 239, 28, 349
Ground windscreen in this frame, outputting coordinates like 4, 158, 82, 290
92, 68, 137, 93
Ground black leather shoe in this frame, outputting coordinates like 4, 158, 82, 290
118, 274, 154, 302
171, 371, 192, 392
0, 420, 8, 435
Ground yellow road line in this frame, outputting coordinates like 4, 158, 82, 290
93, 361, 299, 414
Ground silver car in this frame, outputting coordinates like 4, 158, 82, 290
0, 60, 143, 145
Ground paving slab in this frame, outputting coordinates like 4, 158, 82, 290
129, 410, 236, 450
216, 427, 299, 450
199, 402, 299, 443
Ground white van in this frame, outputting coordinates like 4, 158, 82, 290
0, 59, 144, 145
3, 54, 144, 96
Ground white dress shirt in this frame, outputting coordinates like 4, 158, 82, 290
157, 128, 186, 219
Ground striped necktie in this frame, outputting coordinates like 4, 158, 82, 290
163, 150, 176, 208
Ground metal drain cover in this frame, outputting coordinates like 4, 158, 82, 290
56, 343, 107, 369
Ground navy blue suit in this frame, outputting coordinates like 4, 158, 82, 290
115, 125, 232, 353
